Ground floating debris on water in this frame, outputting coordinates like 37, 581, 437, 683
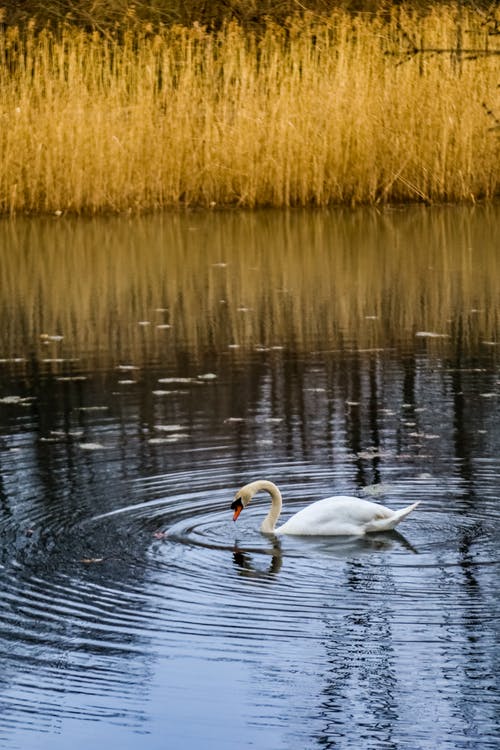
0, 395, 35, 406
117, 364, 139, 371
409, 432, 440, 439
79, 442, 107, 450
154, 424, 186, 432
56, 375, 88, 382
50, 430, 84, 438
361, 482, 393, 496
415, 331, 449, 339
157, 377, 204, 386
40, 333, 64, 342
444, 368, 487, 373
148, 435, 188, 444
158, 377, 194, 384
197, 373, 217, 381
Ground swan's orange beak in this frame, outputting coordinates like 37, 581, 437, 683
231, 498, 243, 521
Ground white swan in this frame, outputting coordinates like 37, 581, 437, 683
231, 480, 420, 536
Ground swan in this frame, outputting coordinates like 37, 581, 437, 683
231, 480, 420, 536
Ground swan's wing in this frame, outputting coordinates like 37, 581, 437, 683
323, 495, 393, 519
277, 496, 392, 536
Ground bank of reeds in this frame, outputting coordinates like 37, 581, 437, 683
0, 7, 499, 213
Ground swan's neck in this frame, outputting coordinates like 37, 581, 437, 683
246, 480, 282, 533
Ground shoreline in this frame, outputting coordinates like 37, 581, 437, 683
1, 198, 500, 220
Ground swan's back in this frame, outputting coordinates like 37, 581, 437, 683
275, 495, 417, 536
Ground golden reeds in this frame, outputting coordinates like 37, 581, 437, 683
0, 8, 499, 214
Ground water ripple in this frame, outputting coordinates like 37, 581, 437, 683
1, 429, 499, 748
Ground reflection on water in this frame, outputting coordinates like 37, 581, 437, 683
0, 206, 499, 366
0, 206, 499, 750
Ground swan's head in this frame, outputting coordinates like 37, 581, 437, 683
230, 481, 280, 524
230, 486, 253, 522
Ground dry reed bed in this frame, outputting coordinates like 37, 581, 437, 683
0, 8, 499, 214
0, 209, 498, 365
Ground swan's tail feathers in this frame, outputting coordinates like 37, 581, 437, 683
366, 500, 421, 533
387, 500, 421, 530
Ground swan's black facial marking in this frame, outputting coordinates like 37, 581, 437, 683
231, 497, 244, 521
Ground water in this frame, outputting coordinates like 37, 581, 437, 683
0, 207, 499, 749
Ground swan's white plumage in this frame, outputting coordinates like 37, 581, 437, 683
231, 480, 420, 536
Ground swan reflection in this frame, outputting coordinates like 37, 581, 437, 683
232, 538, 283, 578
231, 529, 418, 578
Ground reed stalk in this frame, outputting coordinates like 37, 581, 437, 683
0, 8, 499, 213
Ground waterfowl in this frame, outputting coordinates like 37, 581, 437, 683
231, 480, 420, 536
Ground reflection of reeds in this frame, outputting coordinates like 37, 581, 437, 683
0, 9, 499, 214
0, 208, 498, 366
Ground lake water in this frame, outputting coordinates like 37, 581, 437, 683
0, 207, 499, 749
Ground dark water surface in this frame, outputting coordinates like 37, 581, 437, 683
0, 207, 499, 749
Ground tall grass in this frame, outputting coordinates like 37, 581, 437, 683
0, 8, 499, 213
